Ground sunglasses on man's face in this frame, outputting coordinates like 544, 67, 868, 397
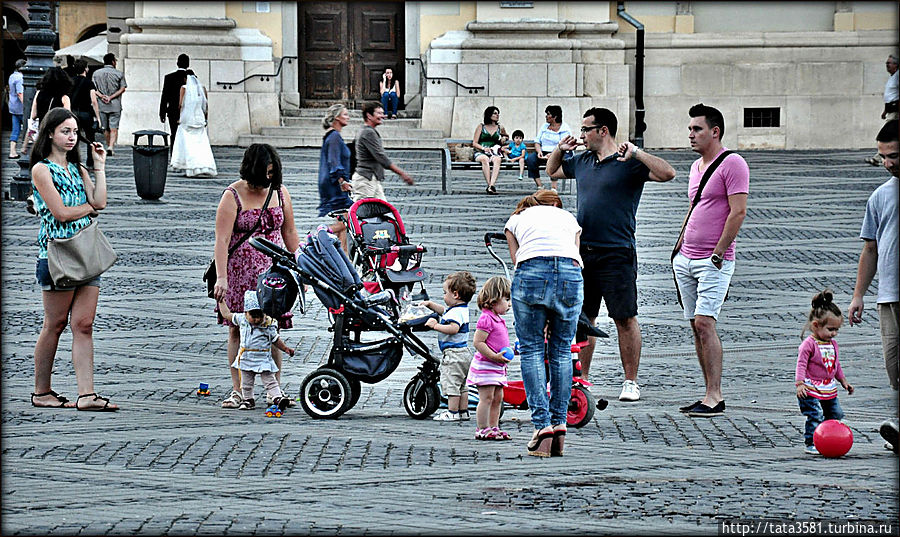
580, 125, 602, 134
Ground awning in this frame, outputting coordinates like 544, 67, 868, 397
55, 34, 107, 64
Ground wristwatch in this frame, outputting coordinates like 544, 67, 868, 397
711, 253, 723, 264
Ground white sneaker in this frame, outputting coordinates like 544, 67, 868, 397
459, 410, 471, 421
432, 410, 460, 421
804, 445, 819, 455
618, 380, 641, 402
267, 393, 296, 407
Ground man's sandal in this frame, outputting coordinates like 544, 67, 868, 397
30, 390, 72, 408
76, 393, 118, 412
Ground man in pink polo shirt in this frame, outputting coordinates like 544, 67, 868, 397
673, 103, 749, 418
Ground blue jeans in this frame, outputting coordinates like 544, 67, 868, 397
11, 114, 23, 144
798, 396, 844, 446
512, 256, 584, 429
381, 91, 398, 116
525, 150, 572, 180
525, 151, 544, 180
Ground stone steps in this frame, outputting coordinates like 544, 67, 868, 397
261, 126, 444, 138
239, 108, 445, 148
281, 116, 420, 127
236, 134, 447, 149
282, 108, 421, 119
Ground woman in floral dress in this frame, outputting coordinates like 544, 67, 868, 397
212, 144, 300, 408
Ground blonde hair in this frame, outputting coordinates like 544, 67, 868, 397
511, 189, 562, 215
322, 103, 347, 130
477, 276, 511, 311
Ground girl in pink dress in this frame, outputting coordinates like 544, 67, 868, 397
467, 276, 512, 440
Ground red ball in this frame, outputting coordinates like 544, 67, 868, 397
813, 419, 853, 457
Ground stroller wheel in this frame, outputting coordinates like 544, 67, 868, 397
567, 384, 595, 428
345, 374, 362, 412
299, 367, 352, 419
403, 379, 440, 419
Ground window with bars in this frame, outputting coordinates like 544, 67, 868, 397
743, 107, 780, 128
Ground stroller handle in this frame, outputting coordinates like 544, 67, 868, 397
484, 232, 507, 247
249, 237, 293, 264
484, 232, 511, 281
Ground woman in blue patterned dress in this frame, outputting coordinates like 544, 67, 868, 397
29, 107, 117, 411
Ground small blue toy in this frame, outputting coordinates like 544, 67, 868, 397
265, 404, 283, 418
514, 340, 520, 354
197, 383, 210, 396
500, 346, 515, 361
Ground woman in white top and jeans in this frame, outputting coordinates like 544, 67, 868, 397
504, 190, 583, 457
525, 105, 572, 191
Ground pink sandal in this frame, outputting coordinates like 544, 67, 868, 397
475, 427, 498, 440
491, 427, 511, 440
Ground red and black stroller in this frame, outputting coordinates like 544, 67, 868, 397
335, 198, 429, 302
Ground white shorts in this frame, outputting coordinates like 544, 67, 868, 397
672, 252, 735, 320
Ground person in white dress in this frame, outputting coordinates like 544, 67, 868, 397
170, 73, 217, 177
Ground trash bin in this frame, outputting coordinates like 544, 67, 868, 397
132, 130, 169, 200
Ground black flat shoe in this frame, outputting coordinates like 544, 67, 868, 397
679, 400, 703, 413
687, 400, 725, 417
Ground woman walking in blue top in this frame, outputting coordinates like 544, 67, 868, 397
317, 103, 353, 252
29, 107, 117, 411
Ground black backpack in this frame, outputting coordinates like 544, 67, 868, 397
256, 264, 300, 318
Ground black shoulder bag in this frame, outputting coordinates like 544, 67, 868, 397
671, 150, 733, 308
203, 186, 275, 298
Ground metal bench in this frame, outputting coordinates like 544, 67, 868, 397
444, 139, 571, 193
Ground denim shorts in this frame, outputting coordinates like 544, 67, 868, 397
36, 258, 101, 292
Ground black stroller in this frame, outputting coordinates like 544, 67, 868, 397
249, 227, 441, 420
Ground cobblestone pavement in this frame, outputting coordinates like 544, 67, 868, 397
1, 142, 898, 535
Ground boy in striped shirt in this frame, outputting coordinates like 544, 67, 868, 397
423, 271, 477, 421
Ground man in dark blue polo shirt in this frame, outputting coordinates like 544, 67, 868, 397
547, 107, 675, 402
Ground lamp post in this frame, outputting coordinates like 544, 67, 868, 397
9, 1, 58, 202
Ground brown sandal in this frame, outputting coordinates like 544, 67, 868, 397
76, 393, 118, 412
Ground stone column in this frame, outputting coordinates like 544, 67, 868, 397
117, 16, 279, 146
10, 1, 57, 202
404, 1, 423, 113
279, 3, 300, 110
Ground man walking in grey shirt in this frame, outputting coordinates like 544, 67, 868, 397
352, 101, 413, 201
92, 52, 127, 155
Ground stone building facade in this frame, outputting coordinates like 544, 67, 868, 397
15, 1, 896, 149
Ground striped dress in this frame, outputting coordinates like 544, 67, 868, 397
466, 309, 509, 387
32, 159, 91, 259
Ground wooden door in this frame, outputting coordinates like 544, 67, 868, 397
299, 1, 404, 107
